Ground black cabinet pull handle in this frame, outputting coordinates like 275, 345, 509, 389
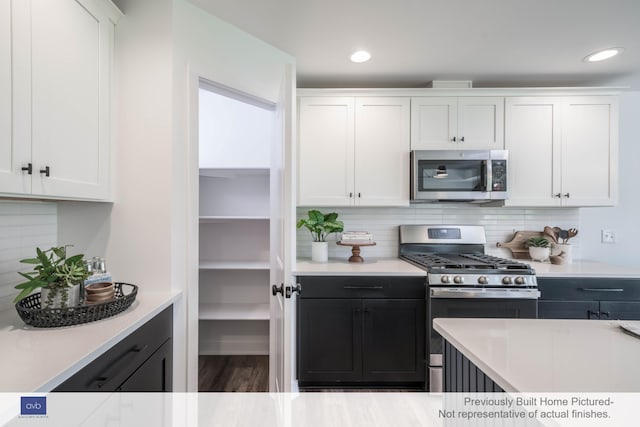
460, 136, 465, 142
39, 166, 50, 177
452, 137, 456, 142
564, 193, 571, 198
21, 163, 32, 175
358, 193, 361, 198
88, 345, 148, 390
554, 193, 562, 198
581, 288, 624, 292
343, 286, 383, 290
600, 311, 610, 319
349, 192, 353, 198
587, 310, 600, 319
272, 284, 284, 296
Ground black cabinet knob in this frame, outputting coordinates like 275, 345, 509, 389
271, 284, 284, 296
39, 166, 50, 177
588, 310, 600, 319
21, 163, 33, 175
564, 193, 571, 198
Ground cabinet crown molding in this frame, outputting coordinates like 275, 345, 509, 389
297, 87, 625, 97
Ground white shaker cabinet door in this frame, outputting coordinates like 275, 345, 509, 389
0, 0, 30, 194
354, 97, 410, 206
0, 0, 15, 191
457, 97, 504, 149
504, 97, 562, 207
30, 0, 112, 199
410, 97, 457, 149
298, 97, 355, 206
561, 97, 618, 207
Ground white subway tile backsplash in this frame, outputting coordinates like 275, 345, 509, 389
297, 205, 581, 260
0, 201, 57, 311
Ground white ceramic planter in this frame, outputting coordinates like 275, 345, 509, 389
553, 243, 573, 263
41, 283, 80, 308
529, 247, 550, 262
311, 241, 329, 262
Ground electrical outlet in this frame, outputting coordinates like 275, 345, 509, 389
602, 229, 616, 244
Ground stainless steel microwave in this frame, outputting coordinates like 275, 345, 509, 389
410, 150, 508, 202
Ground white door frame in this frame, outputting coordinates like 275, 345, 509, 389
184, 64, 297, 392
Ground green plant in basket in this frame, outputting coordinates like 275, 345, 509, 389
14, 245, 90, 308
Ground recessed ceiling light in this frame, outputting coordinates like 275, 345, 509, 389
350, 50, 371, 63
584, 47, 624, 62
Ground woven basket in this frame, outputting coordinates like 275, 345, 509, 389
15, 282, 138, 328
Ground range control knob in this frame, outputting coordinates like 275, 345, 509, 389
453, 276, 464, 284
477, 276, 488, 285
441, 275, 451, 284
502, 276, 513, 285
515, 276, 526, 285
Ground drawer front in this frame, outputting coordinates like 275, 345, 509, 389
297, 276, 426, 299
538, 278, 640, 301
54, 305, 173, 392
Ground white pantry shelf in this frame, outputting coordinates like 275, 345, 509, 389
199, 303, 270, 320
199, 216, 270, 223
199, 261, 270, 270
199, 168, 269, 178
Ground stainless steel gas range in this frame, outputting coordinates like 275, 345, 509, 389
399, 224, 540, 392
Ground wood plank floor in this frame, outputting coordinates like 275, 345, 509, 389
199, 355, 269, 392
198, 355, 424, 392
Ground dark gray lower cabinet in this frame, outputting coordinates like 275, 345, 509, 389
538, 278, 640, 320
54, 306, 173, 392
297, 276, 425, 388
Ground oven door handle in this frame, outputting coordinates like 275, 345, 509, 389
430, 288, 541, 299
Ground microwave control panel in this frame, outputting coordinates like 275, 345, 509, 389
491, 160, 507, 191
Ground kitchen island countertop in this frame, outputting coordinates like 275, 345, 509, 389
0, 289, 181, 392
434, 317, 640, 392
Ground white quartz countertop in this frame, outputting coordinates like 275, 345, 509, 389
0, 289, 182, 392
434, 317, 640, 392
294, 258, 426, 276
523, 259, 640, 278
295, 257, 640, 278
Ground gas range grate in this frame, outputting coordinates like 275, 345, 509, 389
401, 253, 532, 271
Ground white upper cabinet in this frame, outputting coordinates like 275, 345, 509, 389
298, 96, 410, 207
298, 97, 355, 206
411, 97, 504, 150
505, 96, 618, 207
0, 0, 119, 200
354, 97, 410, 206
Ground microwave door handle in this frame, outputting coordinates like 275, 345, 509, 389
482, 160, 491, 191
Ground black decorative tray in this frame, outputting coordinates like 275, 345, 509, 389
15, 282, 138, 328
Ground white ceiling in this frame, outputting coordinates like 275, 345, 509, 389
189, 0, 640, 89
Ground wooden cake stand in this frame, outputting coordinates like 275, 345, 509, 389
336, 241, 376, 263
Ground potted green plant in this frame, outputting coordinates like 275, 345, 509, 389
526, 236, 551, 262
14, 245, 90, 309
296, 210, 344, 262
